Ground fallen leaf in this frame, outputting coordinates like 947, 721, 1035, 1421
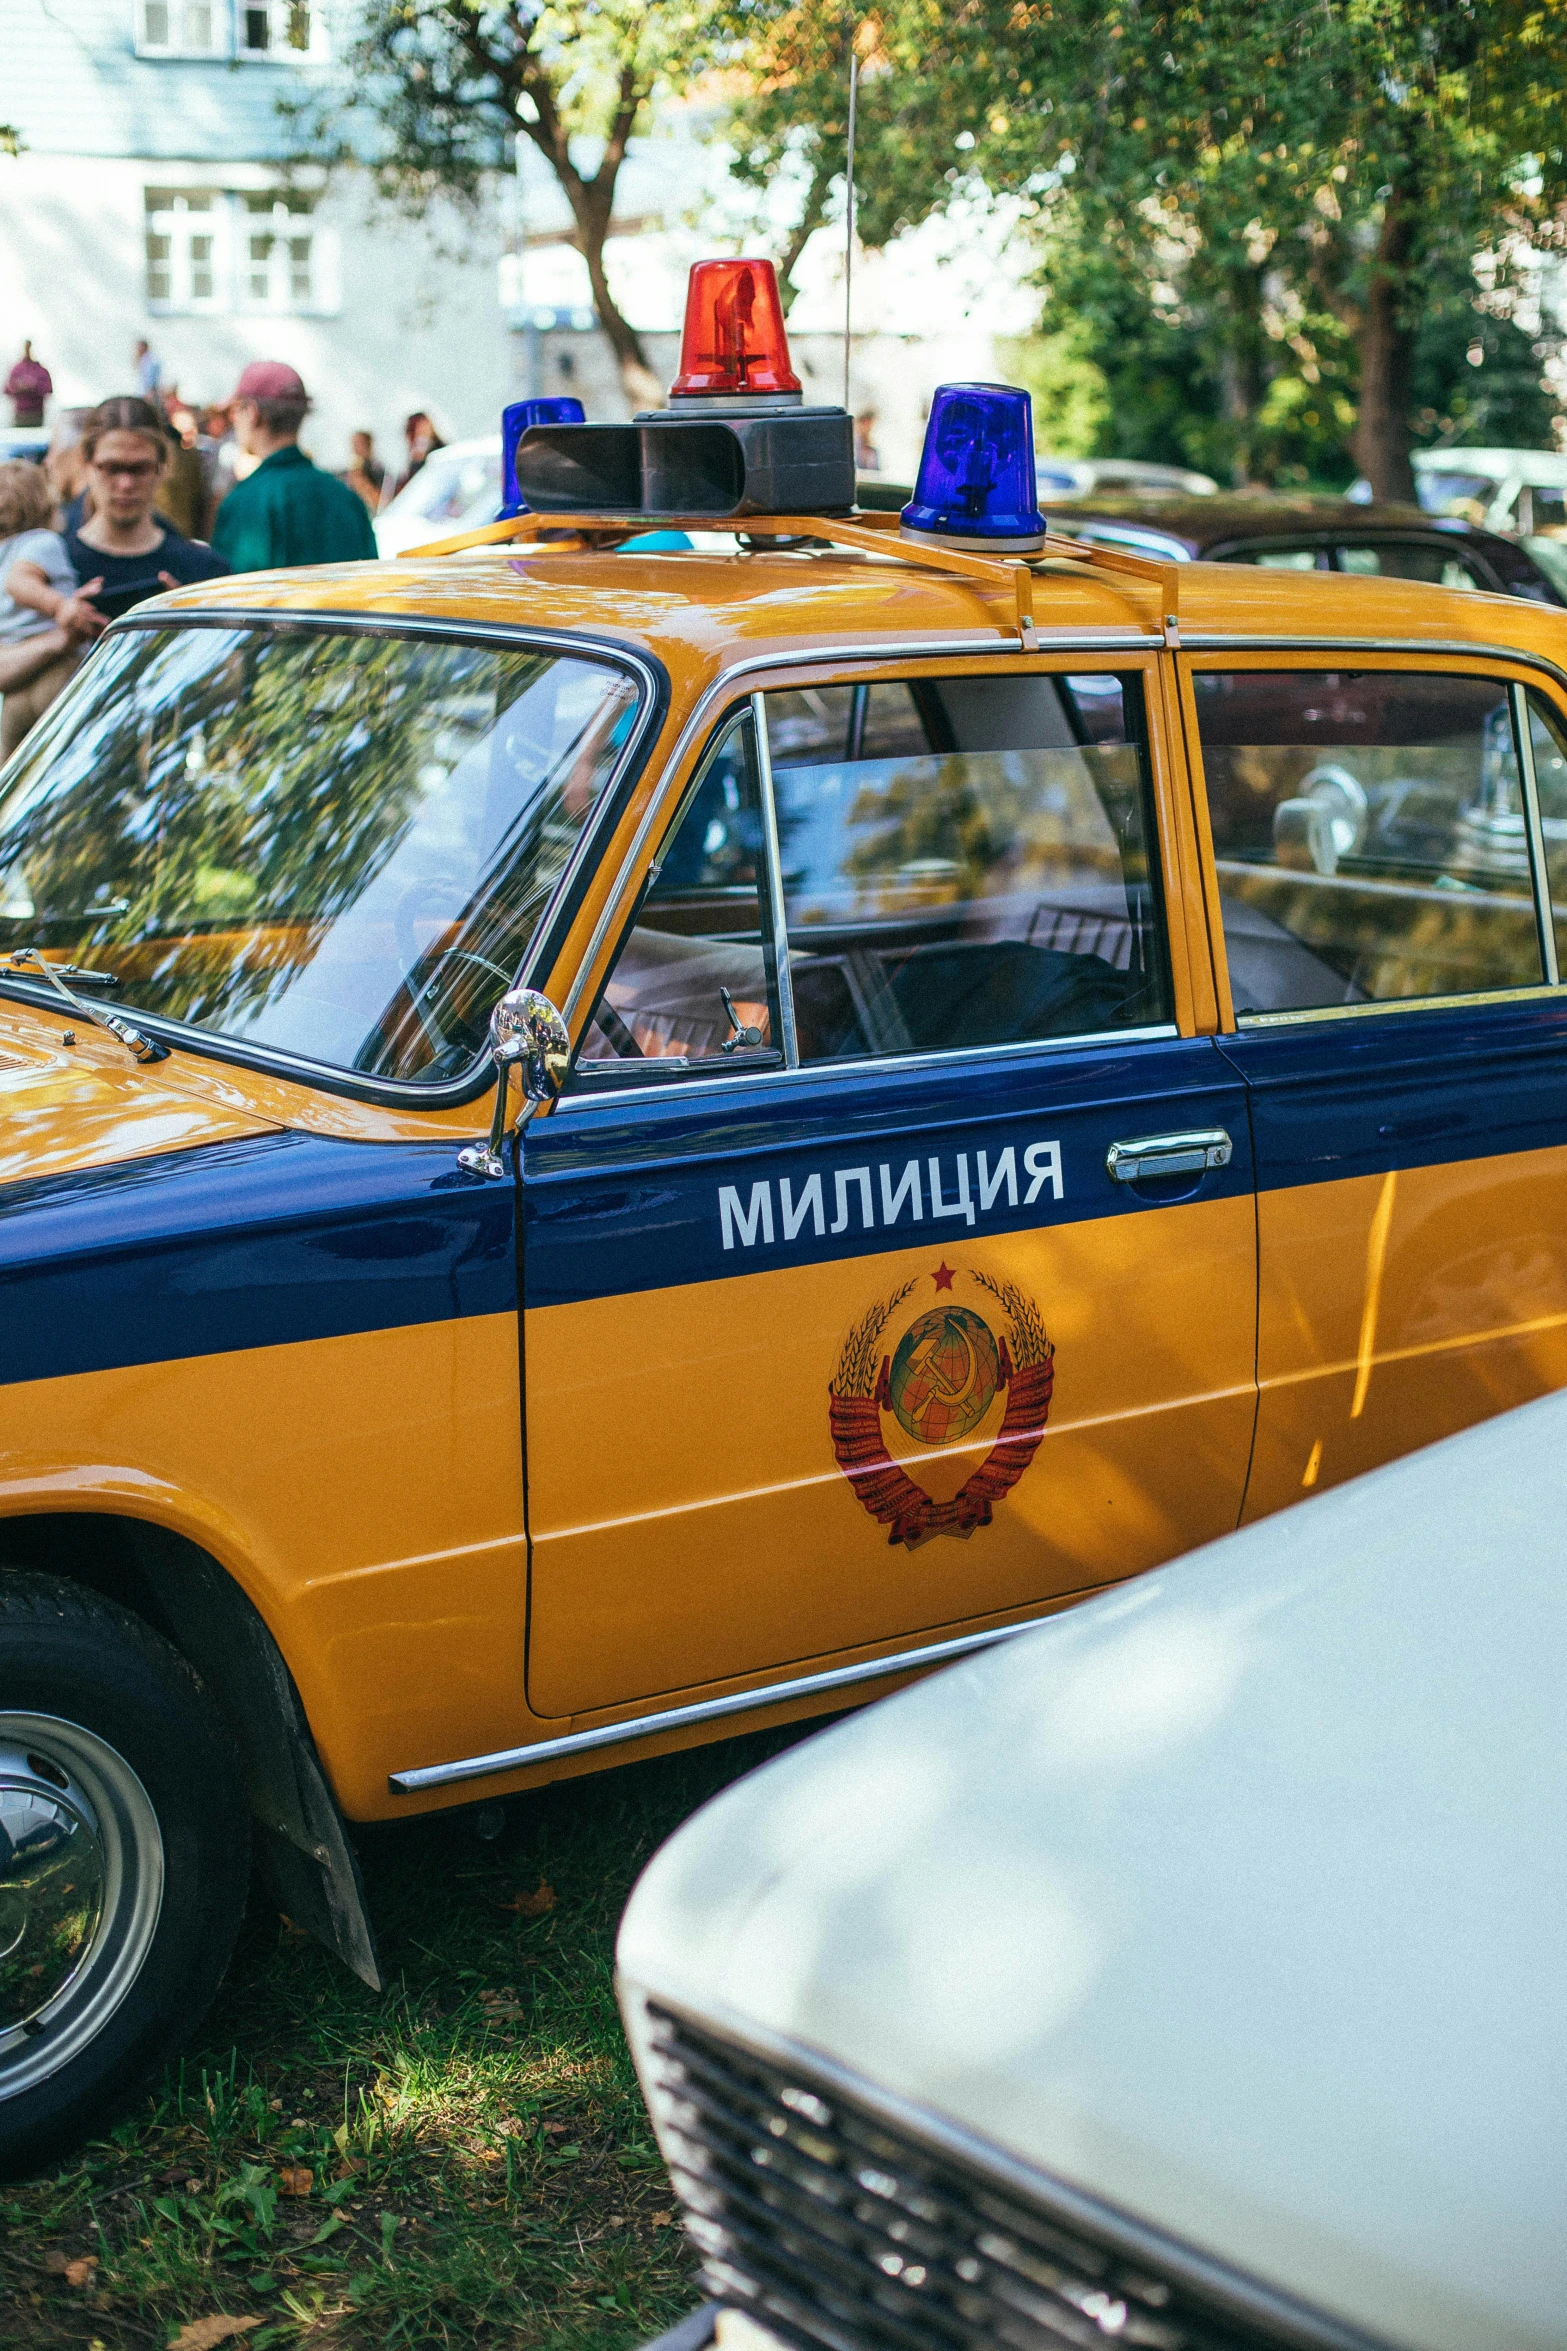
277, 1915, 308, 1941
505, 1881, 556, 1917
64, 2257, 98, 2288
650, 2211, 675, 2229
166, 2318, 264, 2351
44, 2250, 71, 2274
277, 2165, 314, 2198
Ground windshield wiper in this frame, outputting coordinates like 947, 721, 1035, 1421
0, 957, 120, 990
1, 947, 169, 1065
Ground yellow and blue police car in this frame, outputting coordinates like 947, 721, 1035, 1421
5, 258, 1567, 2171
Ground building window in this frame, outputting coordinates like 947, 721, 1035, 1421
144, 188, 338, 315
144, 189, 228, 312
242, 192, 317, 309
236, 1, 322, 56
136, 0, 224, 54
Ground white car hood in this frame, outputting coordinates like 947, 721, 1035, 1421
618, 1398, 1567, 2351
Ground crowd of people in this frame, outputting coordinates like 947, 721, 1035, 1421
0, 338, 452, 758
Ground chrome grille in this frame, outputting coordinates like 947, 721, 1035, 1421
642, 2004, 1312, 2351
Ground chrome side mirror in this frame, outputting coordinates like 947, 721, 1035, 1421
457, 987, 571, 1180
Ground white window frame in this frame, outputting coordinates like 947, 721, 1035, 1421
144, 187, 232, 315
144, 186, 340, 318
134, 0, 228, 57
237, 191, 340, 316
233, 0, 330, 61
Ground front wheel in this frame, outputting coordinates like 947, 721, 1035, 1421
0, 1573, 250, 2178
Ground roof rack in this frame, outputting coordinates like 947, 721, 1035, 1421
398, 506, 1181, 652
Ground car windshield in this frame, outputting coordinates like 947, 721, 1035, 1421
1416, 471, 1494, 513
0, 623, 639, 1085
392, 449, 502, 528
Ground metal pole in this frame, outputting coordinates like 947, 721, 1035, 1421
843, 45, 858, 413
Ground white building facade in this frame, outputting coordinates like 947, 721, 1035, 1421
2, 2, 1035, 484
1, 0, 511, 471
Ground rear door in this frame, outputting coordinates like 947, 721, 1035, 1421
1187, 655, 1567, 1515
521, 657, 1258, 1721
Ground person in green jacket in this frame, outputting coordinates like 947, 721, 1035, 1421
212, 361, 377, 572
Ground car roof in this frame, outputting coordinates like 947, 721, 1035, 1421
416, 435, 501, 462
1413, 445, 1567, 484
617, 1386, 1567, 2351
150, 538, 1567, 695
1042, 494, 1510, 555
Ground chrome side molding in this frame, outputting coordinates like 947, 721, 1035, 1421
388, 1619, 1036, 1793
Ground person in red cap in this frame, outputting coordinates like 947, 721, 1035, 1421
211, 361, 376, 571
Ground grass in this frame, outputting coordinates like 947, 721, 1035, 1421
0, 1723, 820, 2351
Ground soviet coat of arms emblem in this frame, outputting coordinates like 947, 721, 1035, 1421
829, 1263, 1055, 1549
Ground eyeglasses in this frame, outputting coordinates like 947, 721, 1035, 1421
92, 459, 160, 480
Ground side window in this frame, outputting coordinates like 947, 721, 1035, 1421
1335, 543, 1483, 593
1526, 690, 1567, 973
571, 707, 781, 1085
764, 671, 1171, 1062
1193, 669, 1544, 1014
1224, 547, 1326, 572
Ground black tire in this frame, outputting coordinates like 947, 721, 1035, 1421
0, 1571, 250, 2179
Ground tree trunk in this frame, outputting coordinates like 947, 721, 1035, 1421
577, 226, 665, 410
524, 113, 664, 413
777, 151, 835, 312
1352, 183, 1418, 504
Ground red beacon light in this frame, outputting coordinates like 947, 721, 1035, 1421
669, 258, 802, 404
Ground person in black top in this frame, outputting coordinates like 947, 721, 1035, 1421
64, 396, 229, 621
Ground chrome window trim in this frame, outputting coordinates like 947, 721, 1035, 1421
1513, 681, 1560, 985
1181, 632, 1567, 697
1238, 985, 1567, 1030
0, 609, 666, 1110
750, 689, 799, 1068
390, 1617, 1037, 1791
553, 1020, 1180, 1115
630, 1994, 1389, 2351
561, 641, 1171, 1094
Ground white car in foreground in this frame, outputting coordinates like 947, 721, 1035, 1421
618, 1397, 1566, 2351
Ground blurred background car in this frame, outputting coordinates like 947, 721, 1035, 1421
0, 425, 50, 467
618, 1392, 1567, 2351
373, 433, 502, 556
1353, 444, 1567, 537
1034, 455, 1219, 499
1036, 492, 1567, 605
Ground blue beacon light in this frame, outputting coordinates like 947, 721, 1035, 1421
901, 383, 1046, 550
500, 395, 586, 518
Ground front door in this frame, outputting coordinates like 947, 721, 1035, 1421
522, 658, 1258, 1720
1187, 656, 1567, 1517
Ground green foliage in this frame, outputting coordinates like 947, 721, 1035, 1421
293, 2, 735, 388
726, 0, 1567, 491
994, 325, 1109, 460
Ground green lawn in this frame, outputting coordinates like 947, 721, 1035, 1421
1, 1724, 815, 2351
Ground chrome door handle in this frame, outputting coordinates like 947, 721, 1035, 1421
1106, 1127, 1232, 1183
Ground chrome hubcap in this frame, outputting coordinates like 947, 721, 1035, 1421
0, 1715, 163, 2101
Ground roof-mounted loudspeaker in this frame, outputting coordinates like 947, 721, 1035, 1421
512, 408, 856, 520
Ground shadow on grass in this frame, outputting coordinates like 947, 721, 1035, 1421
1, 1720, 828, 2351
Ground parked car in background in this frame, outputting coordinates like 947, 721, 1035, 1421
1039, 492, 1567, 605
1386, 444, 1567, 536
0, 426, 50, 467
373, 434, 502, 556
619, 1392, 1567, 2351
1036, 455, 1219, 499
